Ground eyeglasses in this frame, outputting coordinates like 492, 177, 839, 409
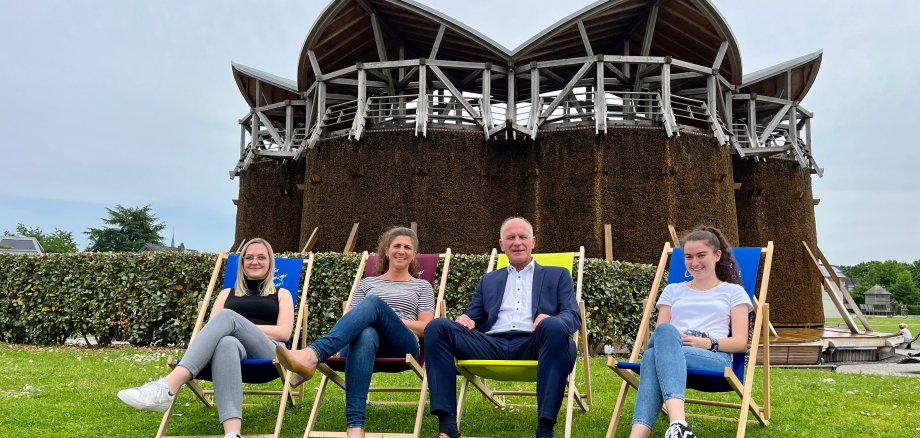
243, 255, 269, 262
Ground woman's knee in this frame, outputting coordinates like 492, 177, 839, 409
215, 336, 244, 358
354, 327, 380, 348
650, 323, 681, 343
211, 308, 242, 323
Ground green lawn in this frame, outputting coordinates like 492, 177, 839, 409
1, 343, 919, 437
826, 314, 920, 334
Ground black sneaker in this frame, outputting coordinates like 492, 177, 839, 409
664, 422, 696, 438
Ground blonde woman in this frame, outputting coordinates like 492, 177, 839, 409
118, 238, 294, 438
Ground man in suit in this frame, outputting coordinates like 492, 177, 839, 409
425, 217, 580, 438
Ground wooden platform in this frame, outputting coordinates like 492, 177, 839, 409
755, 326, 904, 365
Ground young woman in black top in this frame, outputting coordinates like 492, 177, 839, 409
118, 238, 294, 438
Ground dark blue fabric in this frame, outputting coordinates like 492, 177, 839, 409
618, 247, 762, 392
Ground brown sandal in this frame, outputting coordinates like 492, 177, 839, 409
275, 344, 316, 383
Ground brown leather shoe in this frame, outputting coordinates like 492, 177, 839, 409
275, 344, 316, 382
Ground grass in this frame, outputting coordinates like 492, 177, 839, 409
1, 343, 919, 437
826, 314, 920, 334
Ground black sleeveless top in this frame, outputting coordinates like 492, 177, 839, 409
224, 278, 280, 325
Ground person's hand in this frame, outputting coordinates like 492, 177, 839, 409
680, 332, 710, 349
455, 314, 475, 329
531, 314, 551, 332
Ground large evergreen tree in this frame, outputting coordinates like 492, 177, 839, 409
85, 205, 167, 252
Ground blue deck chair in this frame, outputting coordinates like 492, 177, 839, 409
303, 249, 452, 438
156, 250, 315, 438
454, 247, 591, 438
606, 242, 774, 438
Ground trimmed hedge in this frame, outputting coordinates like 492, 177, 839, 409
0, 252, 656, 350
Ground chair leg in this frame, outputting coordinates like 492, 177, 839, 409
186, 379, 213, 408
274, 371, 294, 438
456, 377, 469, 427
606, 380, 631, 438
563, 371, 577, 438
155, 394, 180, 438
412, 371, 429, 438
304, 374, 330, 438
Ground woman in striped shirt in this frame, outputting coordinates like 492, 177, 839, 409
276, 227, 435, 438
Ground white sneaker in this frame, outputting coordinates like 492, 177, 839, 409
664, 421, 696, 438
117, 378, 175, 412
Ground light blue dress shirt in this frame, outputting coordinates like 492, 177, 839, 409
487, 259, 535, 334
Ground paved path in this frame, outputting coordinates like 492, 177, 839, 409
834, 347, 920, 377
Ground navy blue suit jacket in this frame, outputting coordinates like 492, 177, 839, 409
464, 261, 581, 335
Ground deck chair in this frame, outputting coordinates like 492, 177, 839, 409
156, 250, 315, 438
606, 242, 774, 438
455, 247, 592, 438
303, 249, 452, 438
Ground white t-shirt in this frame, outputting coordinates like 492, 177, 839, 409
657, 281, 753, 340
901, 328, 913, 341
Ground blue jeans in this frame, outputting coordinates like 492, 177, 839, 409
309, 294, 419, 429
632, 323, 732, 429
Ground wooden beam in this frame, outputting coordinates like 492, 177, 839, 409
640, 4, 659, 57
343, 223, 359, 253
508, 67, 516, 125
596, 59, 606, 134
410, 222, 417, 233
416, 65, 427, 136
667, 224, 679, 248
429, 65, 482, 122
802, 242, 862, 334
307, 50, 323, 79
604, 224, 613, 261
603, 62, 630, 83
529, 65, 541, 136
283, 105, 294, 150
813, 243, 873, 332
712, 40, 729, 70
576, 20, 593, 56
482, 68, 492, 133
758, 103, 792, 146
301, 227, 318, 253
430, 24, 446, 60
540, 61, 593, 122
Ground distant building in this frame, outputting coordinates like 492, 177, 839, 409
0, 236, 44, 254
864, 285, 892, 315
138, 242, 192, 253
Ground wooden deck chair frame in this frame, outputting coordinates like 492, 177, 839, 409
454, 247, 592, 438
606, 242, 774, 438
156, 250, 316, 438
302, 249, 452, 438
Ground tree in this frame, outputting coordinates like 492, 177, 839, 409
3, 223, 78, 253
85, 205, 167, 252
842, 260, 920, 306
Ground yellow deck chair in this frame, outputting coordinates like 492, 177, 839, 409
303, 249, 452, 438
455, 247, 591, 438
157, 251, 315, 438
606, 242, 773, 438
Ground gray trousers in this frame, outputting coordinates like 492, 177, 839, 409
178, 309, 277, 423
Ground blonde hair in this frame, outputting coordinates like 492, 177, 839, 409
234, 238, 277, 297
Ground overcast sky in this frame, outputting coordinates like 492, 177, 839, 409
1, 0, 917, 265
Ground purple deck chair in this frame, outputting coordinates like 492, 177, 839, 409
304, 249, 452, 438
158, 251, 315, 438
606, 242, 774, 438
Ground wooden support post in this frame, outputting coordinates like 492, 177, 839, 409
813, 243, 873, 332
667, 224, 679, 248
595, 58, 606, 134
300, 227, 318, 253
410, 222, 417, 233
604, 224, 613, 261
508, 67, 516, 138
707, 75, 727, 145
416, 62, 427, 137
482, 68, 492, 137
802, 242, 862, 333
660, 61, 676, 136
529, 64, 541, 137
343, 223, 360, 253
748, 96, 757, 147
284, 104, 293, 150
239, 123, 246, 157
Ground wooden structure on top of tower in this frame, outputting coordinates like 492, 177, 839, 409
228, 0, 823, 179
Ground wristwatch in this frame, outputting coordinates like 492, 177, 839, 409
709, 337, 719, 352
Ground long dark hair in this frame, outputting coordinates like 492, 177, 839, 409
680, 226, 741, 285
374, 227, 420, 277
